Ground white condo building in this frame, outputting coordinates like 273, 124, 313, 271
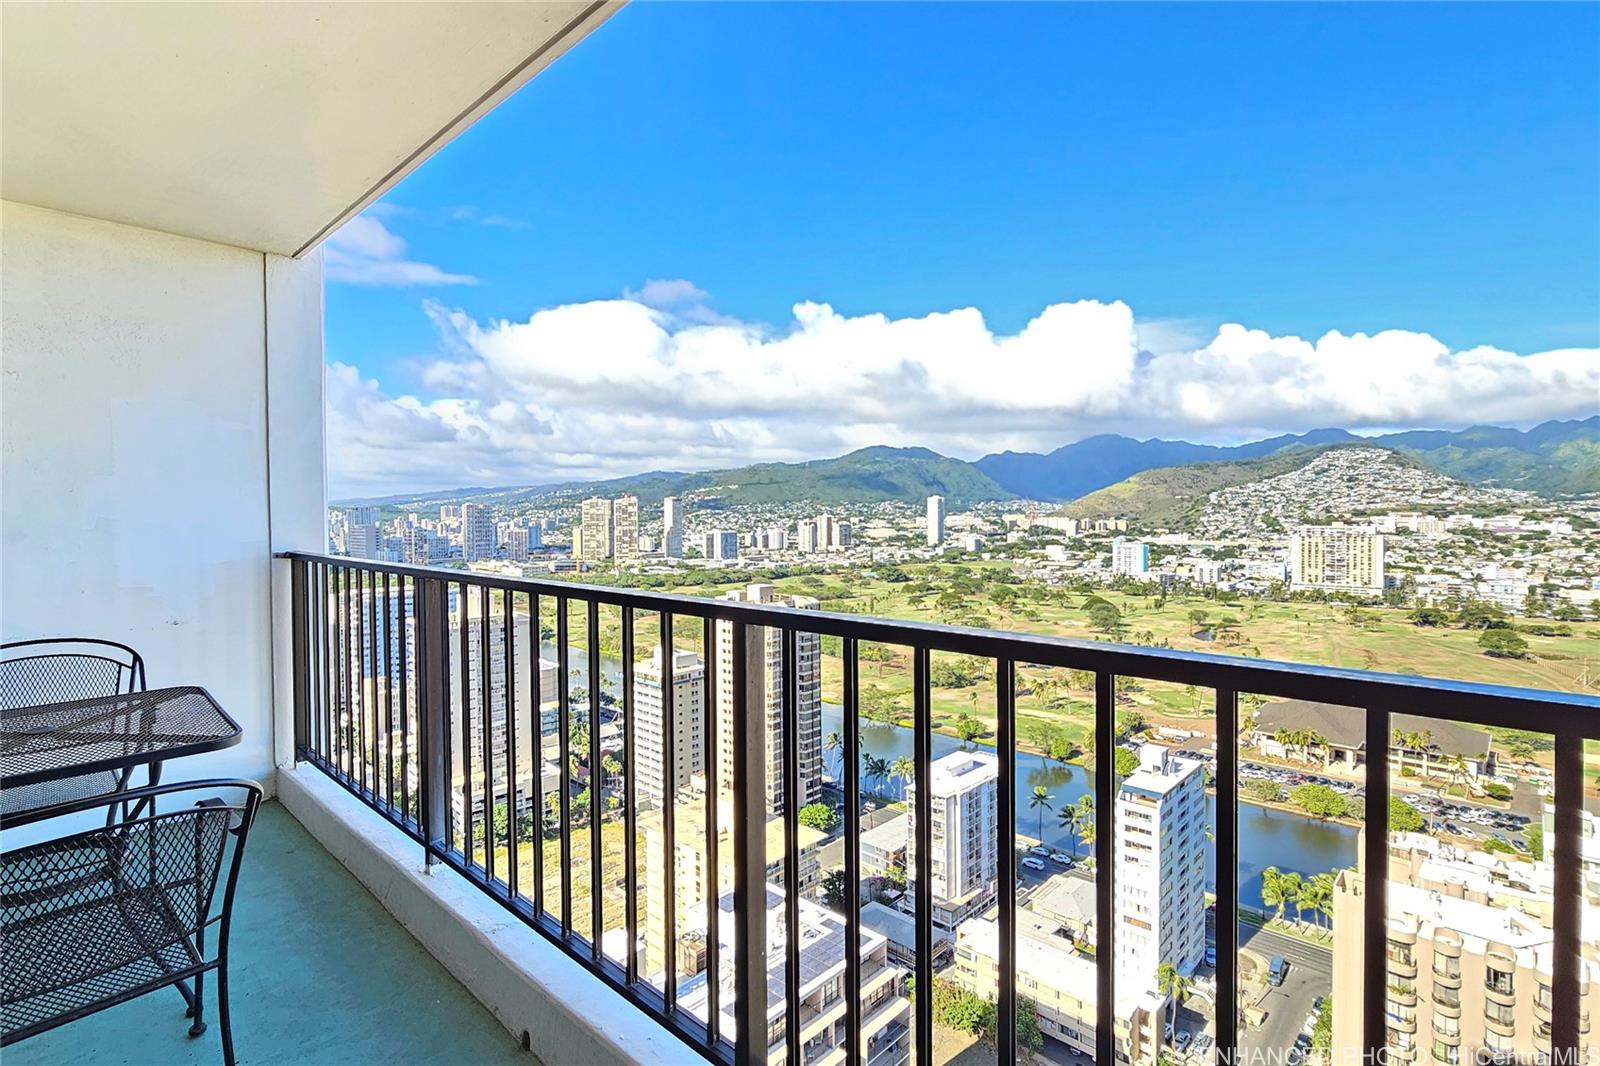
613, 495, 640, 564
796, 520, 819, 553
907, 751, 999, 925
579, 496, 615, 561
1110, 536, 1150, 577
462, 502, 496, 562
926, 495, 945, 546
714, 584, 822, 813
633, 646, 705, 804
1115, 745, 1208, 982
662, 496, 684, 558
1289, 526, 1385, 596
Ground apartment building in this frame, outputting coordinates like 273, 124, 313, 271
1289, 525, 1386, 596
613, 494, 640, 564
713, 585, 823, 813
662, 495, 685, 558
926, 495, 945, 546
1332, 857, 1596, 1065
906, 751, 998, 929
1111, 536, 1150, 577
579, 496, 615, 561
1115, 745, 1208, 982
632, 646, 705, 804
677, 887, 912, 1066
461, 502, 496, 562
952, 910, 1163, 1063
640, 811, 826, 982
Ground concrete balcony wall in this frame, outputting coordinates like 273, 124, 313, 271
0, 200, 326, 790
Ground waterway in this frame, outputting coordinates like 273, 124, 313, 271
820, 706, 1358, 919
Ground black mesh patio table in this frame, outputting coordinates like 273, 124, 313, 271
0, 687, 241, 816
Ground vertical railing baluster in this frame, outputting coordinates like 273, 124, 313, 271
843, 637, 862, 1066
1552, 728, 1581, 1062
399, 576, 411, 826
702, 615, 720, 1039
661, 609, 677, 1013
529, 592, 545, 916
1362, 705, 1391, 1064
1094, 671, 1116, 1066
356, 569, 367, 791
588, 598, 603, 957
481, 584, 494, 882
384, 570, 395, 811
505, 588, 518, 900
419, 576, 450, 868
558, 597, 572, 935
341, 565, 352, 781
781, 627, 801, 1066
292, 559, 309, 761
622, 606, 638, 983
322, 562, 333, 768
459, 582, 473, 861
1215, 688, 1239, 1066
912, 646, 932, 1066
367, 568, 378, 796
731, 621, 769, 1066
996, 658, 1017, 1064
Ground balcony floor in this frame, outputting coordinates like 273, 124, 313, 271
8, 801, 539, 1066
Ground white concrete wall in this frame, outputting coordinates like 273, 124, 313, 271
0, 200, 325, 788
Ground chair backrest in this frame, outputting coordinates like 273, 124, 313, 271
1, 781, 262, 1010
0, 639, 146, 711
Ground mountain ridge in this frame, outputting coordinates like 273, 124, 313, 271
333, 416, 1599, 509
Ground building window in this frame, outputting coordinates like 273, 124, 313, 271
1431, 1040, 1458, 1064
1484, 1000, 1515, 1027
1485, 967, 1514, 996
1432, 954, 1459, 979
1433, 987, 1460, 1010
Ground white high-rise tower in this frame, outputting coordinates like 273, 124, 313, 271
926, 495, 946, 546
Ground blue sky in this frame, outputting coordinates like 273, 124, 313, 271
325, 2, 1600, 496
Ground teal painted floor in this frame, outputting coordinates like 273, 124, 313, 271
8, 801, 540, 1066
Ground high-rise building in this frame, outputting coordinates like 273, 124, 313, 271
816, 513, 836, 549
714, 585, 822, 813
662, 496, 684, 559
1110, 536, 1150, 577
632, 646, 705, 804
461, 502, 496, 562
907, 751, 999, 927
345, 521, 384, 560
833, 520, 852, 550
710, 529, 738, 560
613, 494, 640, 564
926, 495, 946, 546
763, 526, 787, 552
1114, 745, 1208, 981
1330, 836, 1600, 1066
796, 520, 819, 553
579, 496, 614, 561
1289, 526, 1385, 596
505, 525, 531, 562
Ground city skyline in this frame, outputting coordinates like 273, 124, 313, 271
321, 1, 1599, 498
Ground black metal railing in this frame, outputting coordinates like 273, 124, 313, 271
283, 552, 1599, 1066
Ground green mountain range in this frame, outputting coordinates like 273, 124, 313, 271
336, 417, 1598, 511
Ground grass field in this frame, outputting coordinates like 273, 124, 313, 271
534, 560, 1599, 777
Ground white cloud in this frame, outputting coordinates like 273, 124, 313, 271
324, 216, 477, 287
327, 286, 1600, 497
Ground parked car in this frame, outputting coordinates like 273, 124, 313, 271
1268, 955, 1288, 986
1175, 1030, 1192, 1051
1049, 851, 1073, 866
1204, 945, 1217, 967
1029, 845, 1050, 856
1022, 856, 1047, 871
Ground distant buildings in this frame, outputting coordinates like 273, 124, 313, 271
1289, 525, 1385, 596
707, 529, 738, 560
1115, 744, 1207, 980
907, 750, 999, 929
613, 494, 639, 564
662, 495, 685, 558
1111, 536, 1150, 577
926, 494, 945, 546
633, 646, 705, 804
714, 584, 822, 813
796, 519, 819, 553
1251, 700, 1496, 783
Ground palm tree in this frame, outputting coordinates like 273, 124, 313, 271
824, 730, 843, 782
1280, 871, 1305, 927
1155, 961, 1191, 1049
1261, 867, 1287, 921
890, 755, 915, 798
1028, 785, 1054, 842
863, 753, 889, 795
1306, 872, 1336, 932
1057, 804, 1081, 857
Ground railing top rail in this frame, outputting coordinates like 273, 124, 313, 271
278, 551, 1600, 733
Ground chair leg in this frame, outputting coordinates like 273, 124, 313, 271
187, 970, 207, 1037
218, 963, 235, 1066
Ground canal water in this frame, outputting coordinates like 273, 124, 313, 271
820, 706, 1358, 919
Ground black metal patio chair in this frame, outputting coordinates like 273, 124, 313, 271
0, 779, 262, 1066
1, 638, 149, 818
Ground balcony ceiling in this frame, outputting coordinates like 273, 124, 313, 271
0, 1, 618, 257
